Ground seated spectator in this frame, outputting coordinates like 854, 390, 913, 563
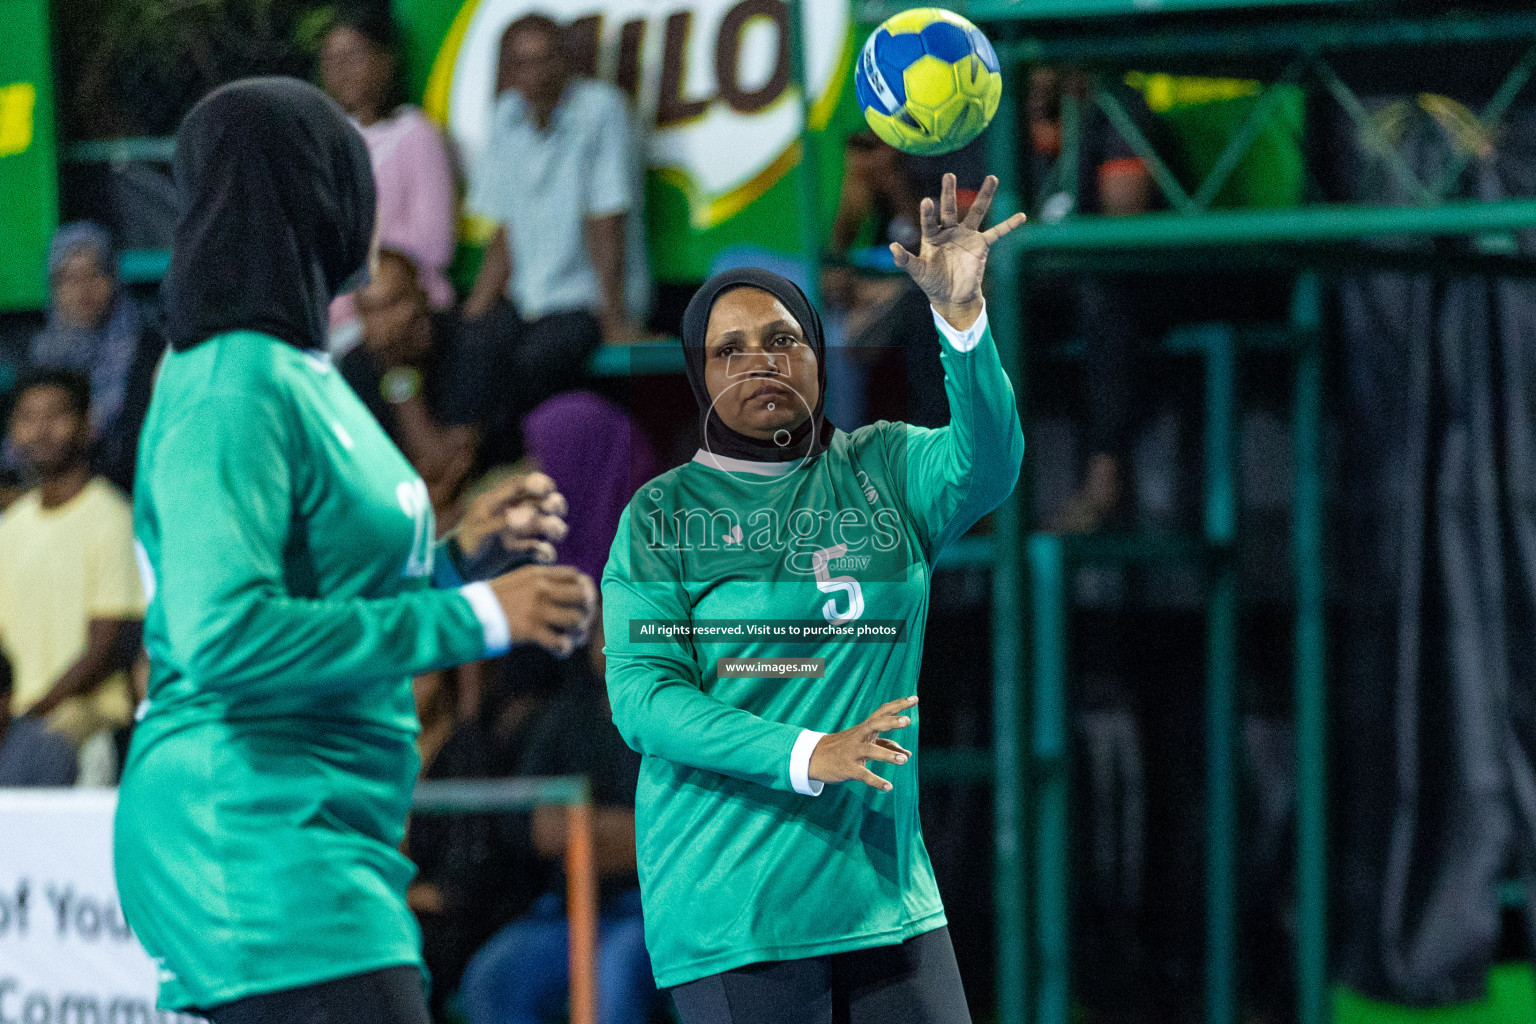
0, 657, 77, 786
341, 248, 487, 518
458, 644, 655, 1024
321, 3, 457, 350
28, 222, 157, 487
825, 131, 921, 334
456, 390, 657, 1024
0, 370, 144, 748
830, 131, 922, 259
822, 130, 950, 429
463, 15, 649, 461
446, 389, 654, 761
404, 463, 594, 1022
76, 652, 147, 787
408, 664, 549, 1024
1027, 67, 1157, 533
520, 391, 657, 583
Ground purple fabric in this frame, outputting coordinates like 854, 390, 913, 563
522, 391, 656, 584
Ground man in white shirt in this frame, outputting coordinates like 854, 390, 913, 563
464, 13, 650, 465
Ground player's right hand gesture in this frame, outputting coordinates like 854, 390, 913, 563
809, 696, 918, 792
891, 173, 1025, 331
490, 564, 597, 658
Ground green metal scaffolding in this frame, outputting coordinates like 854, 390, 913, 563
964, 6, 1536, 1024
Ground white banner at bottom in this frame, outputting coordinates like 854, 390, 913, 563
0, 788, 204, 1024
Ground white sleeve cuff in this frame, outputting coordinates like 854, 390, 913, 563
931, 300, 989, 353
459, 582, 511, 656
789, 729, 826, 796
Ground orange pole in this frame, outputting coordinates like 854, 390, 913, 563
566, 798, 598, 1024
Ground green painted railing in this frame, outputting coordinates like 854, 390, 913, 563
411, 775, 590, 814
1011, 200, 1536, 252
967, 0, 1360, 17
119, 249, 171, 285
65, 138, 177, 163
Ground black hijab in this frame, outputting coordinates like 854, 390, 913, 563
681, 268, 834, 463
163, 78, 376, 352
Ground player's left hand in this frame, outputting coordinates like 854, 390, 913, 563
891, 173, 1026, 331
808, 695, 918, 793
457, 471, 569, 564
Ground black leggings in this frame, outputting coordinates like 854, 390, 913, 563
669, 926, 971, 1024
203, 966, 429, 1024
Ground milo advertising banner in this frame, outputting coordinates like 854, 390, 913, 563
394, 0, 865, 283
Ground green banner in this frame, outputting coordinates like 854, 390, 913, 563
1125, 72, 1304, 210
0, 0, 59, 311
392, 0, 867, 284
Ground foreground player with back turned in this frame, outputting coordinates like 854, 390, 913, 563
603, 173, 1026, 1023
114, 79, 597, 1024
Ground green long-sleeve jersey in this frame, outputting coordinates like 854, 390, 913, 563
114, 331, 507, 1011
602, 307, 1023, 987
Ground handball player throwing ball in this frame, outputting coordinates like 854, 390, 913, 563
114, 79, 596, 1024
603, 173, 1025, 1023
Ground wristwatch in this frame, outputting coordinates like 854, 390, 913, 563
380, 366, 423, 405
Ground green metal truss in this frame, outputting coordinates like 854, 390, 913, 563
970, 8, 1536, 1024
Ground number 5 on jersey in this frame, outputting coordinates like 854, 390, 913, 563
811, 544, 864, 624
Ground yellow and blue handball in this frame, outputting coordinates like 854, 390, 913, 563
855, 8, 1002, 156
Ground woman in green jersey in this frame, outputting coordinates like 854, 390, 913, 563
602, 173, 1025, 1023
114, 79, 597, 1024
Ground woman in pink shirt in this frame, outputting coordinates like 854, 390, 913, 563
321, 5, 457, 336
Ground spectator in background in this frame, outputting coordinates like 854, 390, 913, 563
830, 132, 923, 269
520, 391, 656, 584
28, 222, 155, 487
1028, 68, 1157, 533
76, 654, 148, 787
822, 131, 950, 429
321, 3, 457, 351
1025, 67, 1170, 1024
341, 248, 487, 519
456, 391, 658, 1024
0, 658, 77, 787
404, 391, 658, 1021
407, 663, 549, 1024
824, 131, 921, 349
0, 370, 144, 748
463, 14, 649, 460
459, 644, 655, 1024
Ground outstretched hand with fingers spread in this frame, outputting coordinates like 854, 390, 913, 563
891, 173, 1026, 330
808, 696, 919, 792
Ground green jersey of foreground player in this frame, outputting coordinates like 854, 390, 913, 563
603, 173, 1026, 1024
114, 79, 596, 1024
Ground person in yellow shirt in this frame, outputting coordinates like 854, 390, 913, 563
0, 369, 145, 745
